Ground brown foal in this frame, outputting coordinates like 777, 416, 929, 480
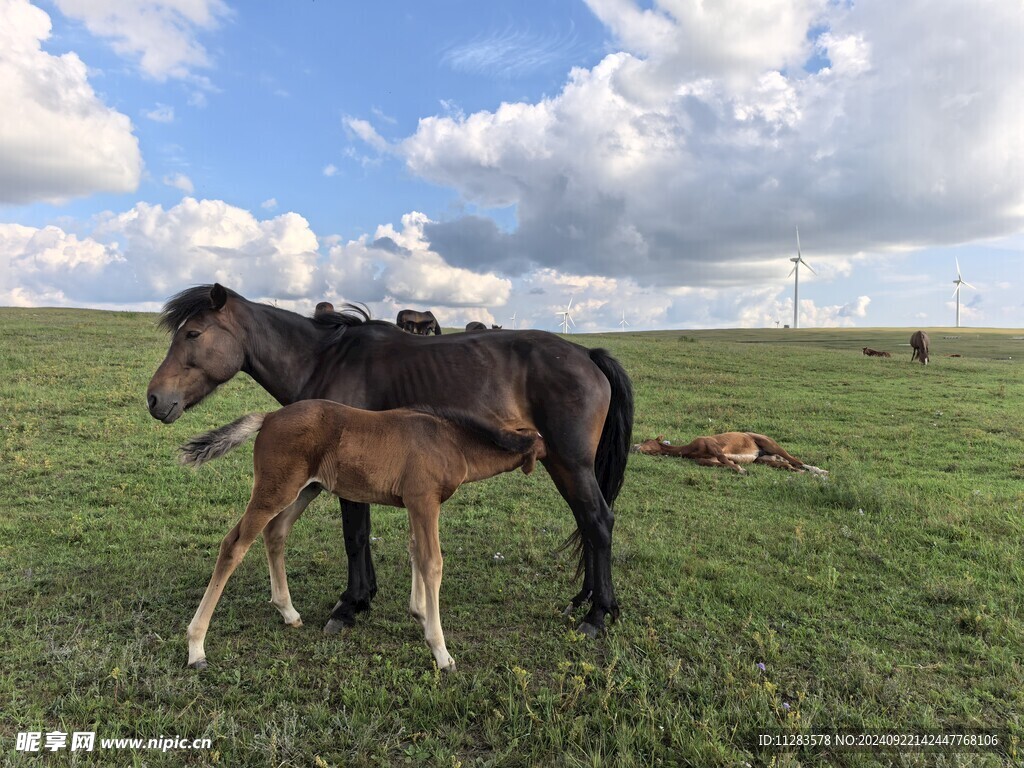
179, 399, 545, 672
632, 433, 828, 475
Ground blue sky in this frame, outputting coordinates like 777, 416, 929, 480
1, 0, 1022, 330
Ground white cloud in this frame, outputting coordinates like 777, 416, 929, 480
144, 103, 175, 122
322, 164, 338, 177
362, 0, 1024, 290
324, 212, 511, 309
261, 198, 278, 210
343, 117, 390, 153
92, 198, 320, 298
162, 172, 194, 194
0, 0, 141, 204
52, 0, 231, 81
0, 223, 123, 305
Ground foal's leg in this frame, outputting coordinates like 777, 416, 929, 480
754, 455, 804, 472
324, 499, 378, 635
264, 483, 322, 627
408, 531, 427, 623
187, 478, 307, 669
407, 497, 454, 671
694, 457, 745, 473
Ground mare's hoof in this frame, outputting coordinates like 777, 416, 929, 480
188, 659, 208, 670
576, 621, 602, 640
323, 618, 351, 636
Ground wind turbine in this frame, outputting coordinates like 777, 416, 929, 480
556, 297, 576, 334
619, 310, 630, 331
788, 226, 816, 329
951, 258, 975, 328
509, 311, 518, 330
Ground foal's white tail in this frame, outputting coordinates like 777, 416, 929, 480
179, 413, 266, 467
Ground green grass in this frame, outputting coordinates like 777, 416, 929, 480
1, 309, 1022, 766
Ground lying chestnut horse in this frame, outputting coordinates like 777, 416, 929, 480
862, 347, 891, 357
632, 433, 827, 475
180, 399, 545, 672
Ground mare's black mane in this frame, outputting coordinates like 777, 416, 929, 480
158, 285, 390, 343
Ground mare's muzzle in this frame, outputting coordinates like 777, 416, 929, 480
147, 390, 183, 423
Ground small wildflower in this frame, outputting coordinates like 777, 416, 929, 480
783, 702, 791, 711
493, 552, 505, 561
757, 662, 766, 672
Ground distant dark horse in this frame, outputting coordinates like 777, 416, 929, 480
465, 321, 501, 331
147, 285, 633, 637
397, 309, 441, 335
910, 330, 930, 365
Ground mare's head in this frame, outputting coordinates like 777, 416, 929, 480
631, 436, 669, 455
147, 284, 247, 423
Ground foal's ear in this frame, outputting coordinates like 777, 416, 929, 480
210, 283, 228, 311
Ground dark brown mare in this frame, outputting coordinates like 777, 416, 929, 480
147, 284, 633, 637
179, 399, 546, 671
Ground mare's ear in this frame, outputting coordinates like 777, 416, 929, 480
210, 283, 228, 311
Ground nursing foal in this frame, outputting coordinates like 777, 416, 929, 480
179, 399, 545, 672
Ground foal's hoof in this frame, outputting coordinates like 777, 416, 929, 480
323, 618, 351, 636
286, 618, 303, 628
188, 658, 208, 670
576, 621, 602, 640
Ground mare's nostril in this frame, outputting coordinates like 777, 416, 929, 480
148, 394, 158, 412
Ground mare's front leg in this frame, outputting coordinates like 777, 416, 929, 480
324, 499, 378, 635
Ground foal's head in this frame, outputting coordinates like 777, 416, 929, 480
147, 284, 246, 423
631, 436, 669, 455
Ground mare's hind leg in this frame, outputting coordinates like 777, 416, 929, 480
187, 476, 309, 669
264, 483, 322, 627
544, 457, 618, 639
324, 499, 378, 635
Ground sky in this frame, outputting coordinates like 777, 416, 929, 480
2, 0, 1023, 331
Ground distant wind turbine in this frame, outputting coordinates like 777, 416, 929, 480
509, 311, 518, 330
951, 258, 975, 328
556, 297, 576, 334
788, 226, 816, 329
619, 310, 630, 331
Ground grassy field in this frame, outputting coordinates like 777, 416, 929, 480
1, 308, 1022, 767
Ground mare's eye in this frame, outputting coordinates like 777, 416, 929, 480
186, 330, 201, 340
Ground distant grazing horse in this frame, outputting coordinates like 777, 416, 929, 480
862, 347, 891, 358
633, 433, 828, 475
465, 322, 501, 331
179, 399, 546, 672
910, 330, 930, 365
147, 285, 633, 637
397, 309, 441, 335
